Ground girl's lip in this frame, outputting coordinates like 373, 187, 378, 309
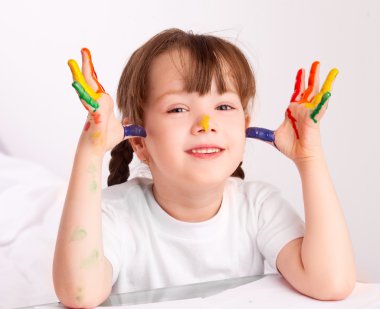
186, 149, 225, 159
185, 145, 225, 159
185, 144, 225, 152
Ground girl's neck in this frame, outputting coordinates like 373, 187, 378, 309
152, 179, 226, 223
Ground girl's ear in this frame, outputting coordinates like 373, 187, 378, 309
128, 137, 149, 162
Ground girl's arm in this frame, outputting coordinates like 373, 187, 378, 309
53, 139, 113, 308
53, 49, 126, 308
272, 63, 356, 300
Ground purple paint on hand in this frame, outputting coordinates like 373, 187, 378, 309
246, 127, 275, 143
123, 125, 147, 138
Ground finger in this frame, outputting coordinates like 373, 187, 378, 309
309, 68, 339, 109
310, 92, 331, 123
300, 61, 320, 103
72, 81, 100, 112
68, 59, 101, 101
290, 68, 305, 102
321, 68, 339, 93
123, 125, 147, 138
81, 48, 106, 94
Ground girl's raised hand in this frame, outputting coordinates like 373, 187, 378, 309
274, 62, 338, 163
247, 62, 338, 164
68, 48, 146, 156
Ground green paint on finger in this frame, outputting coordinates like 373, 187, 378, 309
310, 92, 331, 123
72, 81, 100, 112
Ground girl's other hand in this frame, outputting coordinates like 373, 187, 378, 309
274, 61, 338, 164
68, 48, 125, 156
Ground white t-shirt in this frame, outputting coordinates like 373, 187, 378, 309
101, 177, 304, 294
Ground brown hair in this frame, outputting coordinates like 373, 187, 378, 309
108, 28, 255, 186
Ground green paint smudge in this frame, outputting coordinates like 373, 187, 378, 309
75, 287, 84, 303
80, 249, 100, 269
90, 180, 98, 191
71, 227, 87, 241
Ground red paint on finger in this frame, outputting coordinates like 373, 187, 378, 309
84, 121, 91, 131
290, 69, 303, 102
82, 48, 106, 93
300, 61, 319, 103
286, 108, 300, 139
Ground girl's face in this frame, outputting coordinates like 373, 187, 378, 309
138, 50, 250, 187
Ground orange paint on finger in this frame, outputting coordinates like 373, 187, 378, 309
81, 48, 106, 93
300, 61, 320, 103
93, 112, 101, 124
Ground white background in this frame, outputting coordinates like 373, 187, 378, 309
1, 0, 379, 284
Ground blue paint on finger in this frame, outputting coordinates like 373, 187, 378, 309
246, 127, 275, 143
123, 125, 147, 138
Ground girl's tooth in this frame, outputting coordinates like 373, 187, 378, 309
191, 148, 221, 154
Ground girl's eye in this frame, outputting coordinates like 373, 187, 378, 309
217, 104, 234, 111
168, 107, 188, 113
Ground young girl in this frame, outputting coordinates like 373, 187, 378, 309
53, 28, 356, 308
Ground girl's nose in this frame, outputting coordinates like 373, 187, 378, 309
191, 114, 216, 134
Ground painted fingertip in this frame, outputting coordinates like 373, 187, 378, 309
123, 125, 147, 138
246, 127, 275, 142
321, 91, 332, 102
290, 68, 304, 102
81, 47, 91, 55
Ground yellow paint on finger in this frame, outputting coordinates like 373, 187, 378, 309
321, 68, 339, 93
310, 68, 338, 109
68, 59, 101, 100
199, 115, 210, 132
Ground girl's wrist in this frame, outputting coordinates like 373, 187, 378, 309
77, 134, 107, 159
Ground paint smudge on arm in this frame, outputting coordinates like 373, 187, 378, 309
80, 249, 100, 269
87, 163, 98, 193
71, 227, 87, 242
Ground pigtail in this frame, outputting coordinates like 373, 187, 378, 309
107, 140, 134, 186
231, 161, 245, 179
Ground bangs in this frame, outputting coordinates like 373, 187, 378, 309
169, 34, 255, 110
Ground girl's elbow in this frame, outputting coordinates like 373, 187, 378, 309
313, 275, 356, 301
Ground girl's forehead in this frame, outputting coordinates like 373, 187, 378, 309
148, 50, 238, 100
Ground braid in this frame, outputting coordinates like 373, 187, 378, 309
107, 140, 134, 186
231, 161, 245, 179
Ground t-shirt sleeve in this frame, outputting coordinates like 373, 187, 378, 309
101, 200, 136, 286
255, 185, 305, 271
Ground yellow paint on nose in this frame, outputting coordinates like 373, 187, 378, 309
199, 115, 210, 132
